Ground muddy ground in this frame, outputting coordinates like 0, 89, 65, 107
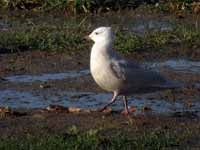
0, 48, 200, 148
0, 10, 200, 148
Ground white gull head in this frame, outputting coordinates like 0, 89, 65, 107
89, 27, 114, 44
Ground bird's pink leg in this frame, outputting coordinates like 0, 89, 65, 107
121, 96, 129, 115
99, 92, 118, 111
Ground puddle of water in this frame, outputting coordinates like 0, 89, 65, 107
1, 59, 200, 115
3, 59, 200, 84
145, 59, 200, 74
5, 69, 90, 83
130, 20, 175, 35
0, 89, 199, 115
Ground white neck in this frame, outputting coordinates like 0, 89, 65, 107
92, 39, 114, 53
90, 41, 113, 69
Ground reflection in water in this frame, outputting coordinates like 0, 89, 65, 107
0, 89, 199, 115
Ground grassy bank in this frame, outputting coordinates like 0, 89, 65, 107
0, 110, 199, 150
0, 130, 178, 150
0, 1, 200, 59
0, 115, 199, 150
0, 126, 192, 150
0, 16, 200, 59
0, 26, 85, 52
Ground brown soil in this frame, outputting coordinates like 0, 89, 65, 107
0, 49, 199, 147
0, 50, 90, 76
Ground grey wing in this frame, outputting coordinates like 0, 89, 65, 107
110, 60, 126, 80
110, 58, 167, 88
110, 58, 142, 80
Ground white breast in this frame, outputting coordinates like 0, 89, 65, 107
90, 44, 122, 92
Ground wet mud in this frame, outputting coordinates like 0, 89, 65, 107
0, 51, 199, 115
0, 47, 200, 149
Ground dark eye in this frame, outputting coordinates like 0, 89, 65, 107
95, 32, 99, 35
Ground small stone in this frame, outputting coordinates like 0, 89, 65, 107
40, 84, 51, 89
0, 77, 7, 81
68, 107, 81, 113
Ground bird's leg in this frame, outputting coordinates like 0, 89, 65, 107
122, 96, 129, 115
99, 92, 118, 112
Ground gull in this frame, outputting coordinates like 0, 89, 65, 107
88, 27, 181, 115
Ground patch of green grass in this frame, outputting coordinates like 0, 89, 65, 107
175, 25, 200, 43
115, 32, 144, 53
0, 26, 86, 52
0, 16, 200, 56
0, 129, 179, 150
115, 25, 200, 53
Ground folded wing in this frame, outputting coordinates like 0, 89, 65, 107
110, 58, 169, 89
